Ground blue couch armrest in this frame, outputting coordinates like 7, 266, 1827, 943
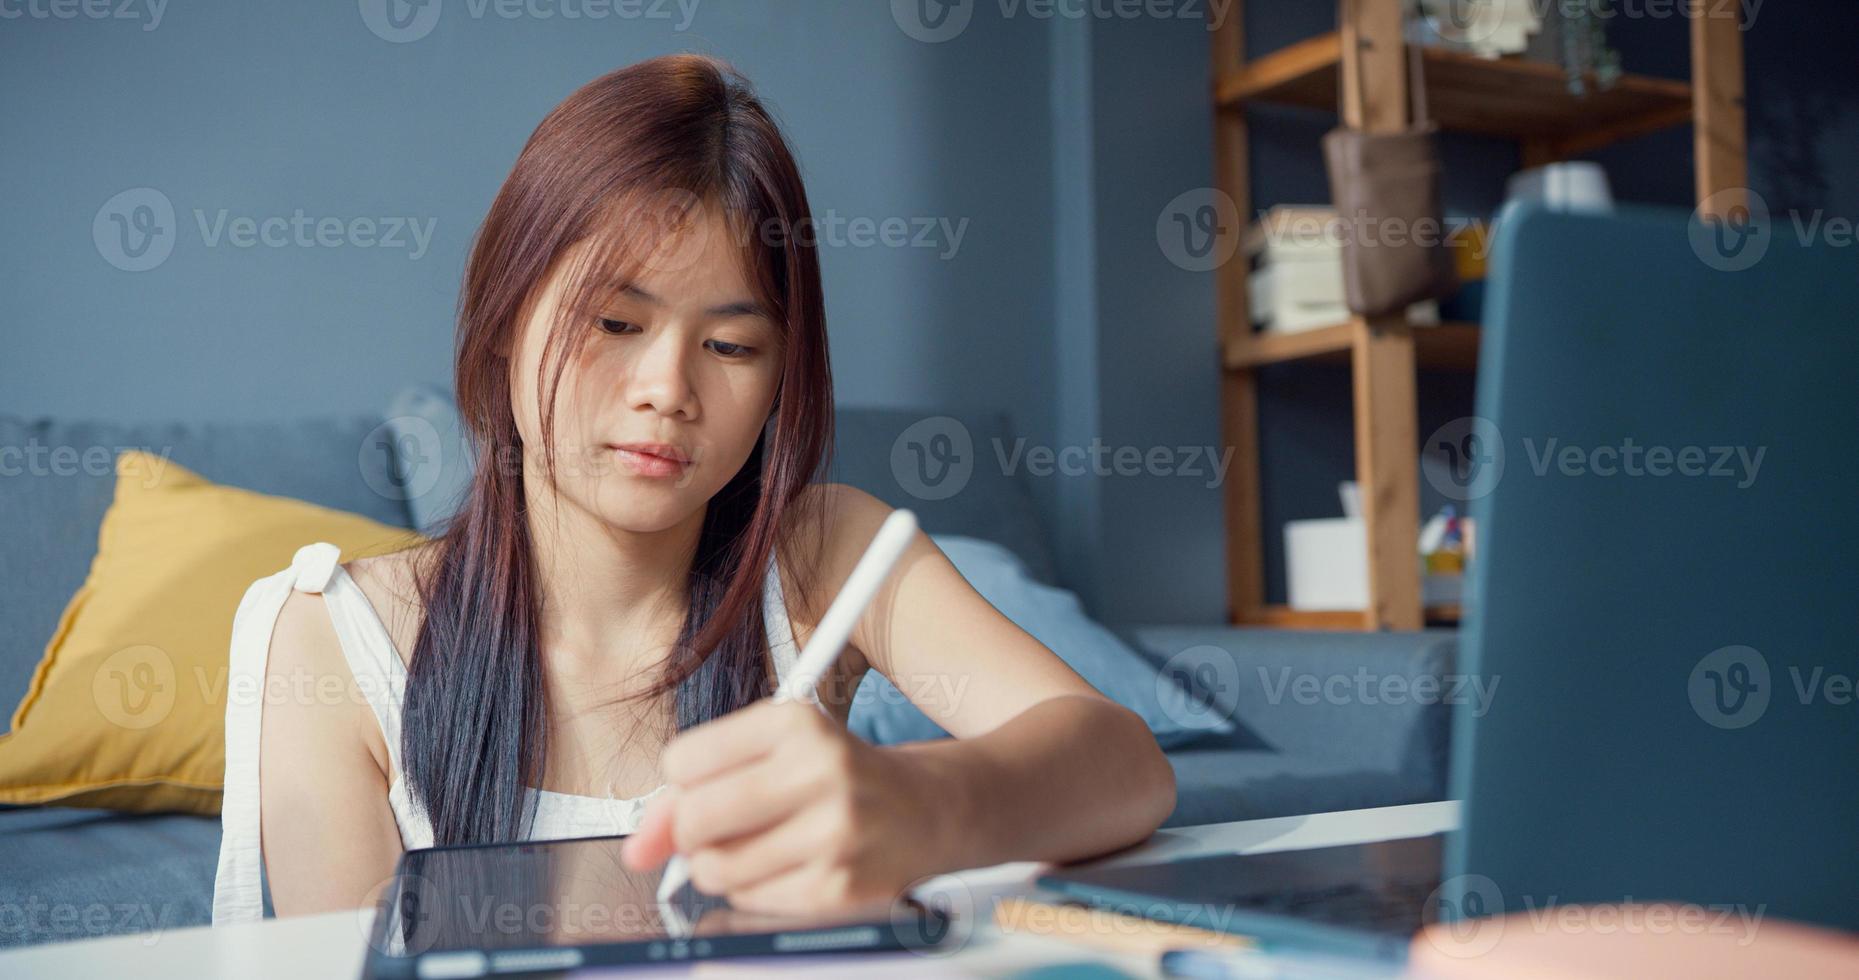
1121, 626, 1461, 824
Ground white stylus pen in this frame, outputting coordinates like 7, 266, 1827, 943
655, 508, 921, 916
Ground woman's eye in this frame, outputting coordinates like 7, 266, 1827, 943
706, 339, 754, 358
596, 318, 639, 335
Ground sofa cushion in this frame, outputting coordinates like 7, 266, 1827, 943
1161, 748, 1444, 828
1122, 626, 1459, 782
0, 453, 418, 815
385, 385, 477, 536
849, 535, 1237, 750
0, 805, 218, 947
0, 416, 414, 718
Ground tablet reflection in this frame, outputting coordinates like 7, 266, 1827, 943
383, 836, 896, 954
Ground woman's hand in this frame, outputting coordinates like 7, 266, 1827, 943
619, 699, 957, 913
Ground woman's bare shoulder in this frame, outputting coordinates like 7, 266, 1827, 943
261, 546, 436, 809
339, 540, 443, 670
777, 483, 896, 620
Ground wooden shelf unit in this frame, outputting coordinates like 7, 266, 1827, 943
1224, 320, 1482, 372
1208, 0, 1747, 631
1215, 30, 1696, 159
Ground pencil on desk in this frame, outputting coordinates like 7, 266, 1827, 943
992, 895, 1253, 958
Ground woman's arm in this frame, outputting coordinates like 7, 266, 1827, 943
817, 483, 1175, 865
622, 484, 1175, 908
258, 590, 405, 916
888, 692, 1175, 871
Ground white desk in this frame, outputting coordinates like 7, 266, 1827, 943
0, 801, 1460, 979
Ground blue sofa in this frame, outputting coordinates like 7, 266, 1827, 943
0, 408, 1454, 948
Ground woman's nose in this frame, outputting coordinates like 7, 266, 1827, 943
627, 330, 700, 420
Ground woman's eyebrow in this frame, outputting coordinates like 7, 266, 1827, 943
619, 283, 769, 320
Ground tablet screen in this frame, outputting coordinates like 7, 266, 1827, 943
372, 834, 917, 959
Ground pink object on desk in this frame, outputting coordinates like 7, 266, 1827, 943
1409, 903, 1859, 979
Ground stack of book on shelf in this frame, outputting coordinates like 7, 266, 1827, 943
1244, 205, 1437, 334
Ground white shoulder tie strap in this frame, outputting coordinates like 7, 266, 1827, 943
291, 541, 341, 593
212, 543, 339, 925
762, 553, 825, 710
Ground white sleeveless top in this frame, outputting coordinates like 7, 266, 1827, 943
211, 541, 806, 925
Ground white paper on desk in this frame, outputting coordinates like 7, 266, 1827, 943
572, 953, 978, 977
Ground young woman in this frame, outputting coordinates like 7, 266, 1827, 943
212, 54, 1174, 924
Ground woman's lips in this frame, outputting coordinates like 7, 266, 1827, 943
612, 447, 690, 478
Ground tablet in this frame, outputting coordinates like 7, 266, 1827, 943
361, 834, 955, 978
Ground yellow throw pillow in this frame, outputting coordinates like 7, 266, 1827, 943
0, 450, 421, 815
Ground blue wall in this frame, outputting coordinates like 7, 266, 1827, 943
1, 2, 1061, 429
0, 0, 1225, 623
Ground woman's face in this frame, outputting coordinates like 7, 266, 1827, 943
508, 198, 783, 534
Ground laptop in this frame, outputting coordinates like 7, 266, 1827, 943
1039, 202, 1859, 961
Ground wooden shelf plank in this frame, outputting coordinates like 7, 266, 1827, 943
1225, 321, 1481, 371
1224, 322, 1353, 367
1413, 323, 1482, 371
1215, 32, 1693, 149
1241, 605, 1372, 630
1241, 604, 1462, 630
1213, 32, 1343, 107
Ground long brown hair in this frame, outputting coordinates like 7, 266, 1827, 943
402, 54, 834, 846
